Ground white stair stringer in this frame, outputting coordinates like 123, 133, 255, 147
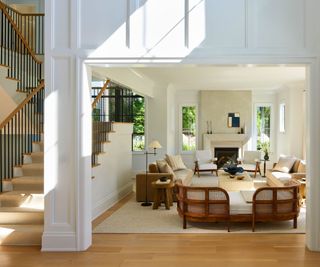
0, 140, 44, 246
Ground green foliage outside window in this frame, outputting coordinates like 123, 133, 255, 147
256, 106, 271, 153
133, 97, 145, 151
182, 106, 196, 151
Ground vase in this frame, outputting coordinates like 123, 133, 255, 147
264, 153, 269, 161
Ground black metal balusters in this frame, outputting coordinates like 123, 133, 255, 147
0, 83, 44, 191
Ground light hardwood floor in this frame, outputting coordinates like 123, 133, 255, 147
1, 193, 320, 267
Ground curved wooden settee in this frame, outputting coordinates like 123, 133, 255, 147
252, 183, 300, 231
176, 180, 300, 231
176, 182, 230, 231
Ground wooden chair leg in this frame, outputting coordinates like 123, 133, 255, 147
294, 217, 297, 228
252, 218, 255, 232
183, 216, 187, 229
216, 170, 218, 176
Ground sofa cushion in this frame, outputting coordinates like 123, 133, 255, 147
175, 169, 193, 186
271, 171, 292, 182
229, 191, 252, 215
273, 156, 296, 173
156, 159, 168, 172
165, 154, 187, 171
163, 164, 176, 180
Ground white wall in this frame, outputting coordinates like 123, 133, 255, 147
0, 86, 16, 122
200, 90, 252, 142
91, 123, 133, 219
276, 84, 306, 159
45, 0, 320, 251
132, 85, 169, 172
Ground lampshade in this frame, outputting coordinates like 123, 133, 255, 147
148, 140, 162, 149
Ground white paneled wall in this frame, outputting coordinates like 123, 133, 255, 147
45, 0, 320, 251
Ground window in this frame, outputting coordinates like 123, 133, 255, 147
256, 105, 271, 151
279, 103, 285, 133
181, 106, 196, 151
132, 96, 145, 151
91, 81, 145, 151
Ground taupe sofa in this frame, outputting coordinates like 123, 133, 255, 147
266, 158, 306, 187
136, 163, 193, 202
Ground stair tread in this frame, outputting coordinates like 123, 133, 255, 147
0, 207, 43, 212
0, 191, 43, 196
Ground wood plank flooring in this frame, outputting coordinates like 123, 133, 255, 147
1, 234, 320, 267
1, 193, 320, 267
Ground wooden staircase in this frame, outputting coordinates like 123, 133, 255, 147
0, 1, 44, 246
0, 139, 44, 245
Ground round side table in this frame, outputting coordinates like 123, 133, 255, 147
151, 180, 174, 210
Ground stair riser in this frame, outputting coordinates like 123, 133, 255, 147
12, 182, 43, 192
32, 142, 44, 152
0, 229, 42, 245
23, 154, 44, 164
14, 167, 44, 177
0, 199, 26, 207
0, 212, 43, 224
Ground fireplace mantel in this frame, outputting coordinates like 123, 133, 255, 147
203, 133, 249, 150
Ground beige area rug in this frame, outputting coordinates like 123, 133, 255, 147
93, 196, 306, 234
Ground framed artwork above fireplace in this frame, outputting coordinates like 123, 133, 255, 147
228, 112, 240, 128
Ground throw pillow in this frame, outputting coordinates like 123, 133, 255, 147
163, 163, 176, 180
165, 154, 187, 171
156, 159, 168, 173
297, 160, 306, 173
273, 156, 296, 173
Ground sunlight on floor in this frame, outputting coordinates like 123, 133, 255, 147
0, 227, 15, 244
19, 194, 44, 210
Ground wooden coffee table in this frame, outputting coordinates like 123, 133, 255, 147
218, 171, 254, 191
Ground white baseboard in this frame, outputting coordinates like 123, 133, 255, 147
41, 232, 77, 251
92, 181, 133, 220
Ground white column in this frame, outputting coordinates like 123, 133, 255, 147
306, 60, 320, 251
42, 0, 91, 251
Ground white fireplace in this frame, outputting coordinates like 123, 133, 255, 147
203, 133, 250, 158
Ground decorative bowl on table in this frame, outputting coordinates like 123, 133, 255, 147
160, 176, 168, 182
223, 165, 244, 176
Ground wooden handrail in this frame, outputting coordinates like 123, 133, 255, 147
0, 1, 44, 16
0, 2, 42, 64
0, 81, 44, 129
92, 80, 111, 109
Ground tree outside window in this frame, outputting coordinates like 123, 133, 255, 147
182, 106, 196, 151
256, 106, 271, 154
132, 97, 145, 151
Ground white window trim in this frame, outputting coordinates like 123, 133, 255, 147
178, 103, 198, 154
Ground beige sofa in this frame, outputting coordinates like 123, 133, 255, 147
136, 162, 193, 202
266, 157, 306, 187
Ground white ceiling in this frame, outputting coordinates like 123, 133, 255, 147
92, 65, 306, 92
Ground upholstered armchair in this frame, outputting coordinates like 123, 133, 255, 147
238, 151, 261, 177
194, 149, 218, 177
